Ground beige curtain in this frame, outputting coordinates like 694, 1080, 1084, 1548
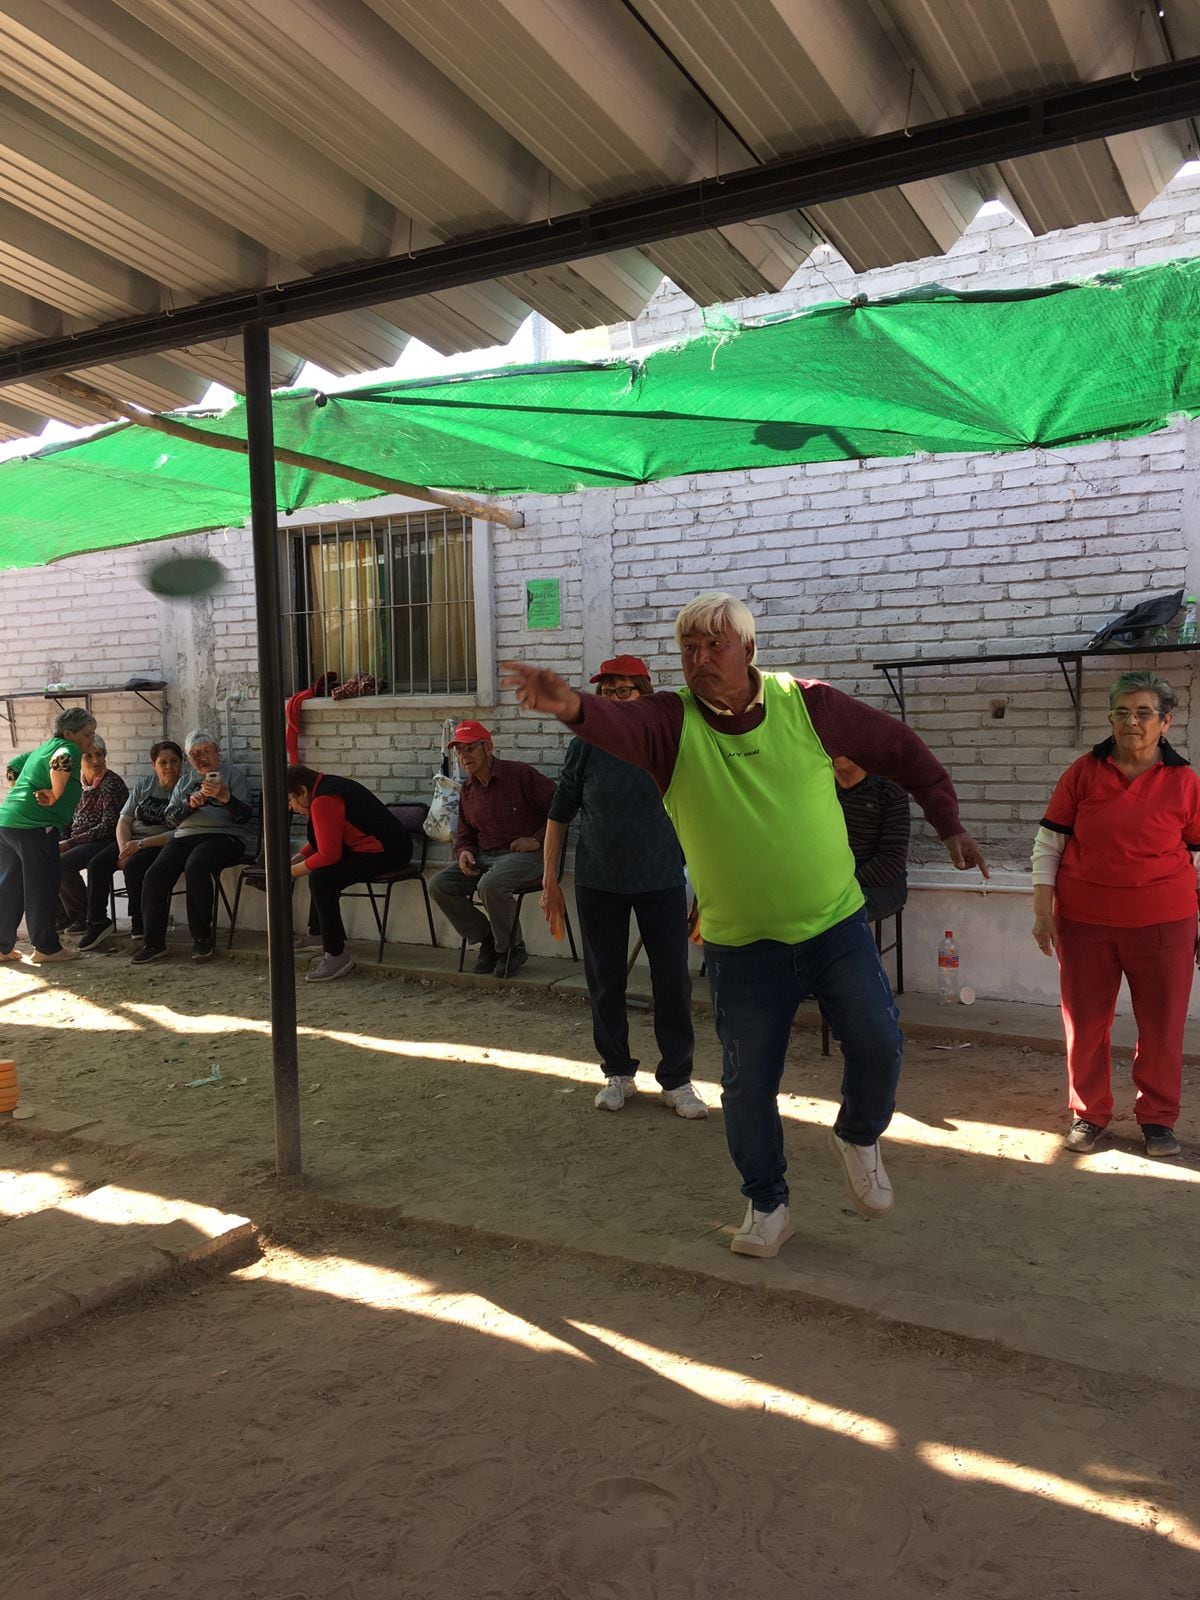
306, 533, 383, 683
429, 516, 475, 692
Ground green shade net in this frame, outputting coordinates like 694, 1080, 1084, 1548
3, 258, 1200, 570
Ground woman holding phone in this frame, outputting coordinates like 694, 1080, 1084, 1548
133, 730, 254, 965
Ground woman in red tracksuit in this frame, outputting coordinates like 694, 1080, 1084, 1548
287, 765, 413, 983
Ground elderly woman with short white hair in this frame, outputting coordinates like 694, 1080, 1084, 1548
133, 730, 254, 965
0, 706, 98, 964
57, 734, 129, 933
1033, 671, 1200, 1159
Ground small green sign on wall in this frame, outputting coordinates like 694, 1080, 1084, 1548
525, 577, 561, 630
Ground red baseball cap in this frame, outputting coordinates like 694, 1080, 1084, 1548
448, 719, 492, 746
589, 654, 650, 683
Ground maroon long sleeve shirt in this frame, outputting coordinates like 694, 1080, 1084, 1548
456, 758, 556, 855
567, 675, 963, 840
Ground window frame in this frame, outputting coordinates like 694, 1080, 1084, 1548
279, 499, 495, 708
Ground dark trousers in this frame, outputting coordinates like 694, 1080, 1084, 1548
58, 838, 115, 926
575, 883, 694, 1089
705, 911, 903, 1211
307, 848, 412, 956
141, 833, 244, 946
85, 841, 157, 931
0, 825, 62, 954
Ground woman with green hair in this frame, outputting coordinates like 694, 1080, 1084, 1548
0, 706, 98, 964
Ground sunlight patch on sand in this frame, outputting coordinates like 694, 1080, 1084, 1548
919, 1441, 1200, 1551
569, 1320, 896, 1447
248, 1249, 591, 1360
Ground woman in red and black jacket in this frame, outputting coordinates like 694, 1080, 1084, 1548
287, 765, 413, 983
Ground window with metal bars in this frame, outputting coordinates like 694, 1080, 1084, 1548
286, 512, 476, 695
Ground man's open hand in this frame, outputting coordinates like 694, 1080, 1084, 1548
500, 662, 581, 722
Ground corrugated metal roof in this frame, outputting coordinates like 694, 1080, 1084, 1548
0, 0, 1196, 433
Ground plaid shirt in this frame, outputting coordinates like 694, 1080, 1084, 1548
456, 758, 555, 855
65, 768, 129, 845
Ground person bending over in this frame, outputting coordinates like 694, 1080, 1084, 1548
287, 765, 413, 983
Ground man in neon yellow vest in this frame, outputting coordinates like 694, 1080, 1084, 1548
503, 592, 988, 1260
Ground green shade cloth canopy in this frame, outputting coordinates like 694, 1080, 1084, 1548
3, 259, 1200, 570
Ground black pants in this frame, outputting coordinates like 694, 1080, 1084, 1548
85, 841, 157, 932
307, 849, 412, 955
58, 838, 115, 926
141, 833, 245, 946
0, 825, 61, 954
575, 883, 694, 1089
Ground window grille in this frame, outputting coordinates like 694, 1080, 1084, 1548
286, 512, 476, 695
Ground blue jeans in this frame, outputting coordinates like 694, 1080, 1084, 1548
705, 911, 903, 1211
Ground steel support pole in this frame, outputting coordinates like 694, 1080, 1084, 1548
242, 320, 302, 1177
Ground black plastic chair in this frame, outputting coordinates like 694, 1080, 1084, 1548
456, 846, 578, 976
338, 802, 437, 960
820, 906, 904, 1057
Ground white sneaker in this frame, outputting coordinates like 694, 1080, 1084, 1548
661, 1082, 708, 1120
730, 1201, 794, 1258
594, 1075, 637, 1112
294, 932, 323, 954
305, 950, 354, 983
830, 1130, 894, 1219
30, 947, 80, 964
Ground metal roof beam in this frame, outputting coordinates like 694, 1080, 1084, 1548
3, 55, 1200, 383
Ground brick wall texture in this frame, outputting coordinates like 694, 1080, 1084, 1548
5, 170, 1200, 872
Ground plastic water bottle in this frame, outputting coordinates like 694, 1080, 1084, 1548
1180, 596, 1198, 645
937, 931, 959, 1005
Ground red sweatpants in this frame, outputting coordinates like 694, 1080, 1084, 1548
1055, 916, 1196, 1128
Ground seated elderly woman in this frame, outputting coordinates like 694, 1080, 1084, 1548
0, 707, 98, 964
57, 735, 129, 934
1033, 670, 1200, 1159
132, 730, 254, 965
75, 740, 184, 951
287, 764, 413, 983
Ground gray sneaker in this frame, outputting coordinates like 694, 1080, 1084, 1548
305, 950, 354, 983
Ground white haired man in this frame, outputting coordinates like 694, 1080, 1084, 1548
133, 730, 254, 964
503, 593, 988, 1259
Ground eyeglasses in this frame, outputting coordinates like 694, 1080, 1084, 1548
599, 685, 638, 699
1110, 708, 1162, 723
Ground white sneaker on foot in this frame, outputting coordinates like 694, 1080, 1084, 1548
305, 950, 354, 983
594, 1075, 636, 1112
660, 1082, 708, 1119
830, 1130, 894, 1219
730, 1201, 794, 1258
294, 932, 323, 954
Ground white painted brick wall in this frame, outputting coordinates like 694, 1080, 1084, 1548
5, 171, 1200, 896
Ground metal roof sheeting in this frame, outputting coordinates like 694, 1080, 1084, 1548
0, 0, 1196, 432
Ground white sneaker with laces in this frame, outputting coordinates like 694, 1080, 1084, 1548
660, 1082, 708, 1120
830, 1130, 894, 1218
730, 1201, 794, 1258
594, 1075, 637, 1112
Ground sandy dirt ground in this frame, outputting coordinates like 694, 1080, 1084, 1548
1, 948, 1196, 1377
2, 1205, 1199, 1600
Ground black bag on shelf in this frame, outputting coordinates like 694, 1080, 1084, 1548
1086, 589, 1184, 651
